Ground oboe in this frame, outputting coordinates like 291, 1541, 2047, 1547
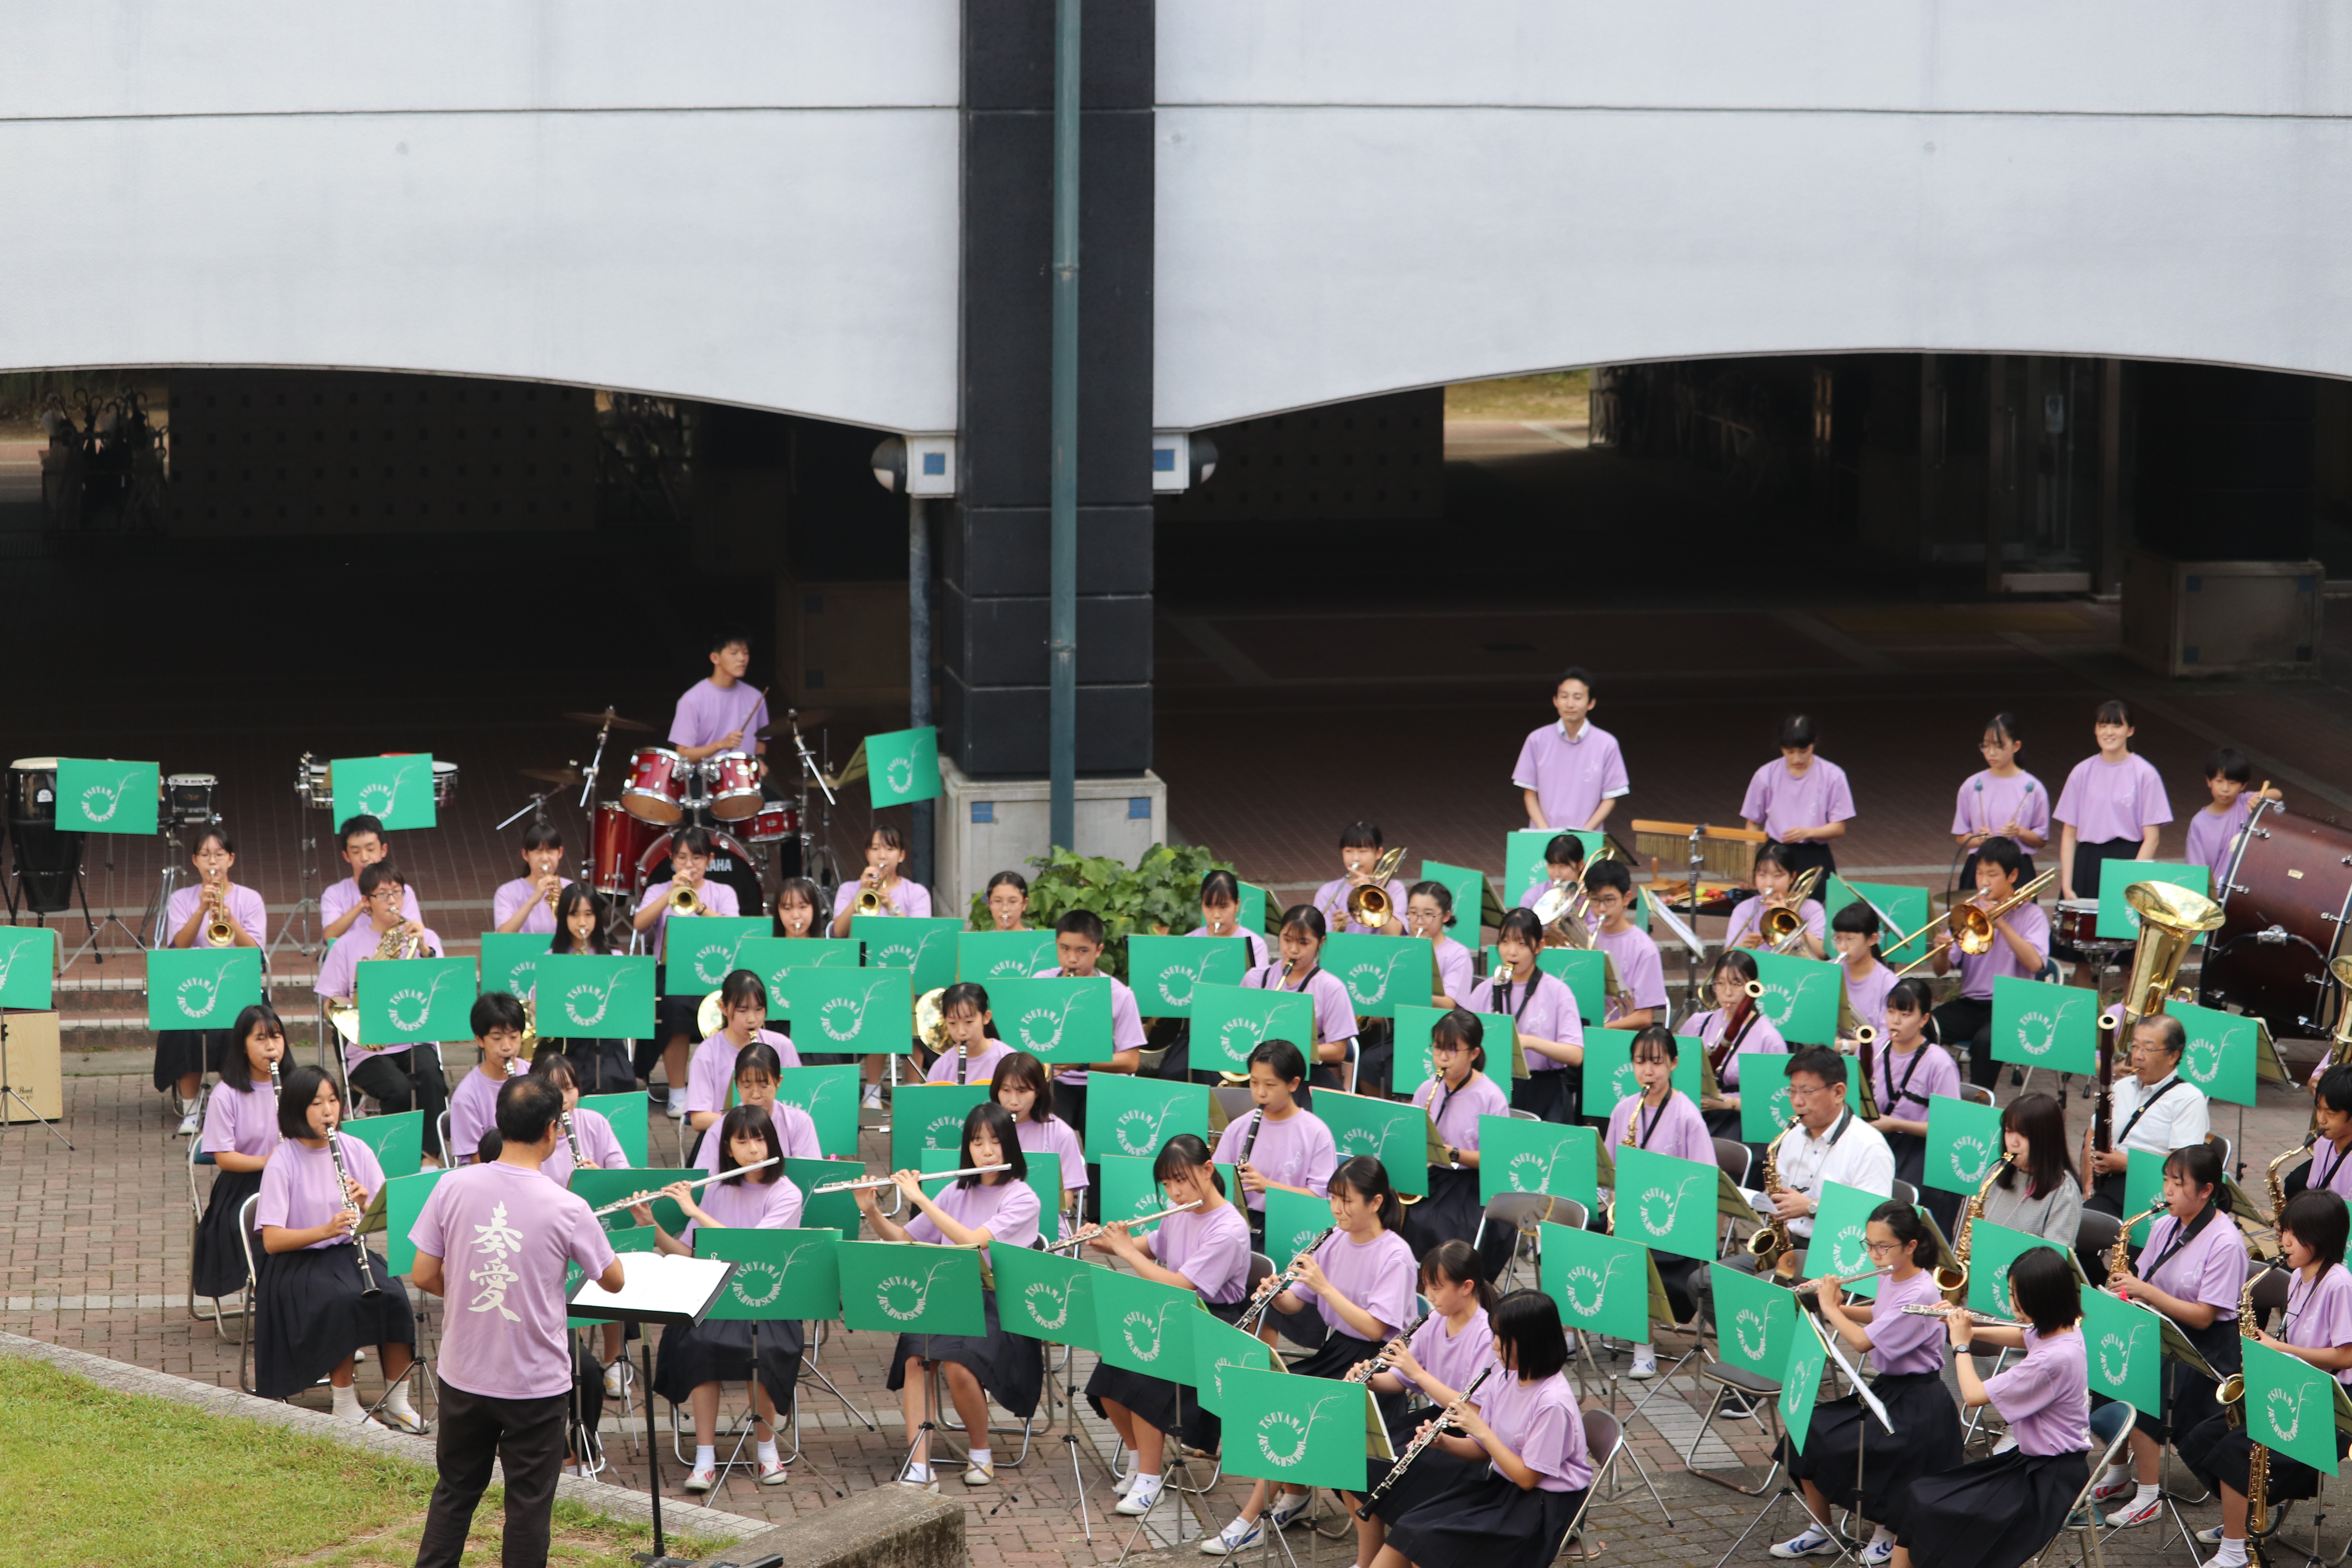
1044, 1200, 1202, 1253
1356, 1364, 1493, 1517
324, 1130, 381, 1299
1237, 1225, 1338, 1333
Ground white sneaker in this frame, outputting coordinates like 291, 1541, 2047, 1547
1116, 1478, 1163, 1517
1266, 1490, 1313, 1530
2105, 1494, 2163, 1529
666, 1098, 688, 1121
1114, 1469, 1136, 1497
897, 1475, 942, 1494
177, 1110, 201, 1137
1200, 1516, 1265, 1556
1769, 1525, 1837, 1559
862, 1083, 884, 1111
1628, 1350, 1658, 1381
963, 1462, 995, 1488
1858, 1539, 1895, 1567
603, 1359, 630, 1400
2087, 1473, 2137, 1504
758, 1459, 789, 1486
683, 1465, 717, 1494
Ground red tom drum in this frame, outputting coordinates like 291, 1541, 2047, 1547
622, 746, 688, 825
704, 750, 762, 821
592, 802, 655, 894
745, 803, 799, 844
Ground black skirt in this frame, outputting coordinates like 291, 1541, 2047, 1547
2178, 1412, 2352, 1505
253, 1243, 416, 1400
1085, 1298, 1247, 1437
154, 1029, 229, 1091
1402, 1167, 1482, 1261
1284, 1327, 1383, 1381
1780, 1370, 1964, 1537
1381, 1462, 1587, 1568
1902, 1446, 2089, 1568
652, 1315, 805, 1414
192, 1165, 264, 1299
1510, 1069, 1577, 1125
552, 1037, 635, 1095
887, 1292, 1044, 1419
1362, 1446, 1483, 1515
2069, 838, 2141, 904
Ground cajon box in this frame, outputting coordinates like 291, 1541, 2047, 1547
0, 1011, 64, 1123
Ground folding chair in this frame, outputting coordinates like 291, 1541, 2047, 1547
1683, 1345, 1786, 1495
1958, 1083, 1995, 1107
665, 1335, 802, 1480
1558, 1409, 1635, 1560
234, 1194, 263, 1396
1890, 1177, 1919, 1210
1474, 1193, 1569, 1293
2031, 1402, 2133, 1568
186, 1139, 247, 1334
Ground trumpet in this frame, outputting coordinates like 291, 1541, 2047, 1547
589, 1156, 785, 1216
810, 1162, 1010, 1195
668, 883, 712, 919
202, 878, 237, 946
1345, 846, 1408, 930
1045, 1199, 1201, 1252
1890, 869, 2059, 978
1758, 867, 1825, 952
541, 877, 563, 920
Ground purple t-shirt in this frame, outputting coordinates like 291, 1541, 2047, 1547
1430, 936, 1477, 1006
258, 1133, 386, 1249
491, 876, 569, 936
1864, 1265, 1949, 1375
1604, 1091, 1713, 1167
1466, 971, 1583, 1073
829, 878, 933, 919
906, 1176, 1041, 1250
1724, 896, 1826, 951
1243, 963, 1359, 1058
2308, 1138, 2352, 1207
1014, 1113, 1090, 1192
1475, 1371, 1592, 1492
1512, 720, 1631, 831
316, 918, 446, 1002
200, 1079, 281, 1161
637, 879, 742, 961
1987, 1327, 2091, 1456
684, 1028, 802, 1116
449, 1066, 519, 1163
1687, 1007, 1788, 1089
2286, 1266, 2352, 1386
408, 1159, 616, 1401
541, 1106, 629, 1188
1956, 900, 2050, 1001
683, 1168, 804, 1243
668, 677, 770, 751
694, 1103, 822, 1168
2185, 798, 2252, 882
1033, 967, 1150, 1087
1394, 1306, 1495, 1400
321, 877, 420, 935
1518, 878, 1579, 912
1953, 769, 2051, 845
165, 883, 269, 949
1152, 1201, 1252, 1305
928, 1039, 1014, 1085
1596, 925, 1668, 1016
1189, 921, 1270, 969
1312, 876, 1411, 937
2054, 753, 2172, 844
1872, 1044, 1960, 1125
1844, 961, 1896, 1039
1741, 758, 1857, 842
1415, 1071, 1510, 1161
1289, 1227, 1418, 1340
1210, 1106, 1336, 1213
2140, 1208, 2243, 1323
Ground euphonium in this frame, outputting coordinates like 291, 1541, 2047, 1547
1748, 1116, 1802, 1276
669, 883, 712, 918
1759, 867, 1825, 952
1940, 1155, 2011, 1299
1346, 846, 1408, 930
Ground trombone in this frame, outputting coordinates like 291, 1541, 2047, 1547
1343, 847, 1408, 930
1889, 869, 2058, 978
1757, 867, 1825, 952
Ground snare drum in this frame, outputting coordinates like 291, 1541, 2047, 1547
623, 746, 688, 825
431, 760, 459, 806
164, 773, 218, 826
592, 801, 655, 894
744, 803, 799, 844
704, 751, 762, 821
2054, 899, 2104, 951
6, 758, 58, 826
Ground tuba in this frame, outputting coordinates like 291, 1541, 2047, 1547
1345, 847, 1408, 930
2091, 882, 2226, 1156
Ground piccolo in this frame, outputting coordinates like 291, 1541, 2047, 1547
1898, 1303, 2012, 1327
1044, 1200, 1203, 1252
810, 1162, 1010, 1195
589, 1155, 785, 1216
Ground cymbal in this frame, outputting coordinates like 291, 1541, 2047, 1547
561, 708, 653, 734
757, 709, 835, 737
519, 767, 582, 787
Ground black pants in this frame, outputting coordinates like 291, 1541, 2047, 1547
1930, 995, 1999, 1090
416, 1381, 568, 1568
1775, 841, 1837, 881
2070, 838, 2142, 902
350, 1047, 449, 1158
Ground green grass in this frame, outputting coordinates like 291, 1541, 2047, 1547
0, 1357, 727, 1567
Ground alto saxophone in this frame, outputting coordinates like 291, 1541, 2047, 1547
2270, 1132, 2318, 1233
2109, 1197, 2167, 1286
1748, 1116, 1802, 1279
1602, 1091, 1642, 1231
1939, 1155, 2011, 1299
2217, 1254, 2289, 1556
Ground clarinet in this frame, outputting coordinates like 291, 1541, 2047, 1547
956, 1040, 968, 1085
1349, 1307, 1434, 1385
1357, 1365, 1494, 1517
1239, 1108, 1266, 1166
323, 1130, 382, 1299
1237, 1225, 1338, 1333
562, 1106, 586, 1169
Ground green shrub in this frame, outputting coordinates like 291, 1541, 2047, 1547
966, 843, 1230, 980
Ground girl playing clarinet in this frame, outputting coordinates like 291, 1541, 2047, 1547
1403, 1009, 1509, 1261
858, 1102, 1042, 1491
1209, 1039, 1338, 1253
1602, 1025, 1711, 1377
1894, 1248, 2090, 1568
993, 1049, 1086, 1230
156, 826, 267, 1135
1245, 906, 1362, 1093
253, 1065, 424, 1432
1196, 868, 1269, 967
684, 971, 800, 1133
2179, 1189, 2352, 1567
1405, 882, 1476, 1010
926, 982, 1011, 1085
643, 1105, 806, 1492
2091, 1143, 2243, 1528
1205, 1156, 1420, 1555
1469, 909, 1584, 1124
547, 884, 632, 1094
1773, 1202, 1963, 1563
1690, 949, 1788, 1142
1084, 1133, 1252, 1519
1361, 1288, 1591, 1568
193, 1005, 286, 1304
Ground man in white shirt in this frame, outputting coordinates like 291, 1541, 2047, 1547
2081, 1015, 2209, 1217
1761, 1046, 1897, 1248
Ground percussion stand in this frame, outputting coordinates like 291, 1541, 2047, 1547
54, 835, 147, 974
495, 786, 561, 833
0, 1009, 74, 1152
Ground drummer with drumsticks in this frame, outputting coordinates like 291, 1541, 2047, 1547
670, 630, 770, 765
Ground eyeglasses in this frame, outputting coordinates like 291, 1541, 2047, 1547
1864, 1239, 1901, 1255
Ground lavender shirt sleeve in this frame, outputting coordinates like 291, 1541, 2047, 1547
1740, 762, 1775, 826
2291, 1271, 2352, 1384
1510, 727, 1546, 793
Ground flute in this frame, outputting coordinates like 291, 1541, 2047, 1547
590, 1155, 786, 1216
1793, 1265, 1897, 1291
810, 1162, 1010, 1195
1357, 1365, 1493, 1516
1045, 1199, 1202, 1253
1898, 1303, 2012, 1327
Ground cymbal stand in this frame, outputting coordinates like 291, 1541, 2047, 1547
495, 785, 561, 833
1680, 825, 1709, 1015
268, 755, 323, 962
56, 833, 149, 973
578, 713, 617, 812
789, 715, 844, 905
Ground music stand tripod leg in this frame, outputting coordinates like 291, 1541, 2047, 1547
0, 1013, 73, 1152
632, 1328, 693, 1568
